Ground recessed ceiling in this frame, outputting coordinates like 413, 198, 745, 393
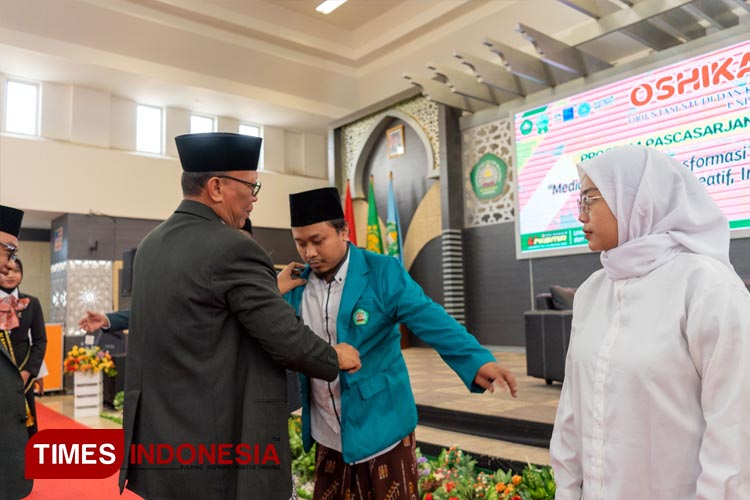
6, 0, 744, 139
256, 0, 403, 31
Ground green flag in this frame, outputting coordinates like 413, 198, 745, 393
366, 176, 384, 254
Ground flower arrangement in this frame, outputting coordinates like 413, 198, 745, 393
417, 445, 556, 500
64, 345, 117, 377
286, 418, 556, 500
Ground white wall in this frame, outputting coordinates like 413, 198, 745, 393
251, 170, 330, 228
165, 107, 191, 158
0, 135, 182, 220
218, 116, 240, 133
284, 131, 304, 176
261, 126, 326, 179
0, 74, 330, 228
304, 134, 326, 179
262, 126, 285, 172
70, 87, 110, 147
40, 82, 71, 141
0, 134, 329, 228
110, 96, 136, 150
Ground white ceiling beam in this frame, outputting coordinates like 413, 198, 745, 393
483, 38, 552, 86
402, 73, 491, 113
681, 0, 739, 29
484, 37, 578, 87
564, 0, 699, 46
725, 0, 750, 12
560, 0, 690, 49
517, 23, 612, 76
453, 51, 532, 96
427, 63, 502, 104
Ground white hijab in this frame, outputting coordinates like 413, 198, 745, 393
578, 145, 732, 280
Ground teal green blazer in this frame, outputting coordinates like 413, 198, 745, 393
285, 244, 495, 463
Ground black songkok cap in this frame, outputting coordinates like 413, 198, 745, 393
175, 132, 262, 172
289, 188, 344, 227
0, 205, 24, 237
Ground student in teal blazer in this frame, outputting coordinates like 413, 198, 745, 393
283, 187, 517, 500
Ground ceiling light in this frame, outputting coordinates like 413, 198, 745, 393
316, 0, 347, 15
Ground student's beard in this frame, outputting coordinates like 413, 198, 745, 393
313, 243, 350, 283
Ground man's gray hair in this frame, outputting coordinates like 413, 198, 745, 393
181, 171, 225, 196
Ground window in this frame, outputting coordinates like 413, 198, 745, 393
5, 80, 39, 135
136, 104, 162, 154
239, 124, 261, 137
239, 123, 263, 169
190, 114, 215, 133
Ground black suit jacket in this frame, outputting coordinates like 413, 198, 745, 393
0, 292, 40, 499
120, 200, 338, 500
10, 293, 46, 437
0, 350, 30, 500
105, 310, 130, 332
10, 293, 47, 379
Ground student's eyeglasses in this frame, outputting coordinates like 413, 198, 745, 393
0, 242, 18, 262
215, 175, 262, 196
577, 195, 603, 215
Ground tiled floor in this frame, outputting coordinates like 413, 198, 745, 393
41, 347, 560, 466
404, 347, 561, 465
405, 348, 562, 425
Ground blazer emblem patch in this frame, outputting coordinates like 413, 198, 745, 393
352, 308, 370, 326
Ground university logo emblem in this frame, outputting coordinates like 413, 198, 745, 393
470, 153, 507, 200
353, 308, 369, 326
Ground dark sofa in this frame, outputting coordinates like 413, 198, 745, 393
524, 280, 749, 385
523, 286, 575, 385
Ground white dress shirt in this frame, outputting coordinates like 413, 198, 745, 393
300, 252, 398, 463
300, 255, 349, 453
550, 254, 750, 500
0, 287, 19, 300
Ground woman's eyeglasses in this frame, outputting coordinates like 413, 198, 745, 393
577, 195, 603, 215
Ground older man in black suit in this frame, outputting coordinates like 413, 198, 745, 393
119, 133, 360, 500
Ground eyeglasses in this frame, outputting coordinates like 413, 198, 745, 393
215, 175, 261, 196
0, 242, 18, 262
577, 194, 603, 215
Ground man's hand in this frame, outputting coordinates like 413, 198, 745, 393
78, 311, 109, 333
474, 362, 518, 398
21, 370, 31, 385
277, 262, 307, 295
333, 343, 361, 373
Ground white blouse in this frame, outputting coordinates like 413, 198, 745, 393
550, 253, 750, 500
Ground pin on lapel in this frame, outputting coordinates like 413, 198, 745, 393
352, 308, 369, 326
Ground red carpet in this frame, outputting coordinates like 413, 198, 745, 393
24, 402, 142, 500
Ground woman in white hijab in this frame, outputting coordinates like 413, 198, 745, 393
550, 145, 750, 500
